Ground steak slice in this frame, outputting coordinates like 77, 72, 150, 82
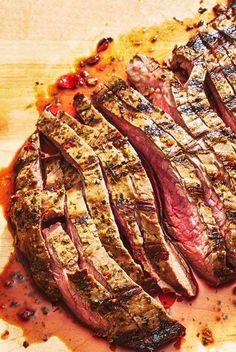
199, 23, 236, 85
173, 36, 236, 133
14, 132, 43, 191
93, 78, 234, 285
41, 157, 65, 222
127, 55, 236, 267
213, 9, 236, 41
61, 164, 185, 350
59, 101, 197, 297
11, 133, 60, 301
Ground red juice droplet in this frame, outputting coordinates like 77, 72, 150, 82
158, 292, 176, 308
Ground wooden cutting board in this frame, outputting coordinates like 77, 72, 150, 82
1, 0, 236, 351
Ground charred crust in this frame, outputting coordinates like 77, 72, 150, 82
209, 229, 224, 250
116, 320, 185, 351
107, 78, 128, 94
136, 102, 152, 113
136, 200, 156, 212
214, 266, 234, 282
73, 93, 91, 112
74, 215, 89, 225
188, 36, 205, 53
137, 321, 185, 351
114, 286, 141, 301
144, 124, 163, 138
145, 244, 169, 261
222, 24, 236, 38
226, 210, 236, 221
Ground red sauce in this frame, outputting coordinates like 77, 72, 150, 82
173, 336, 186, 349
0, 251, 115, 351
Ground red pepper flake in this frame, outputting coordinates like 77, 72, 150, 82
24, 142, 36, 151
64, 141, 77, 149
48, 104, 59, 116
78, 77, 85, 86
166, 139, 175, 147
114, 131, 122, 139
18, 308, 35, 322
103, 271, 112, 278
79, 70, 90, 79
201, 327, 214, 346
213, 3, 226, 15
57, 73, 78, 89
97, 65, 107, 72
80, 55, 100, 68
1, 330, 9, 340
158, 292, 176, 308
97, 37, 113, 53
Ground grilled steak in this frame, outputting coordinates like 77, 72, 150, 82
11, 4, 236, 349
93, 77, 234, 285
57, 95, 198, 297
171, 12, 236, 133
60, 110, 170, 293
43, 222, 144, 344
12, 126, 185, 350
37, 110, 144, 286
37, 112, 186, 350
127, 54, 236, 267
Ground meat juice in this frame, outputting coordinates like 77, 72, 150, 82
1, 3, 236, 351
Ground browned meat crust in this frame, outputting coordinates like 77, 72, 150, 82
93, 78, 234, 285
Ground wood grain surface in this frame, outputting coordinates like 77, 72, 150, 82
1, 0, 236, 351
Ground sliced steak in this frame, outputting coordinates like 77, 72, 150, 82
101, 78, 231, 238
93, 78, 234, 285
37, 111, 144, 286
11, 133, 60, 301
173, 35, 236, 133
36, 114, 185, 349
59, 99, 197, 297
127, 55, 236, 267
41, 157, 65, 222
43, 222, 151, 348
59, 111, 171, 293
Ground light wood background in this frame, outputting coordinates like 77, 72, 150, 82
1, 0, 236, 351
